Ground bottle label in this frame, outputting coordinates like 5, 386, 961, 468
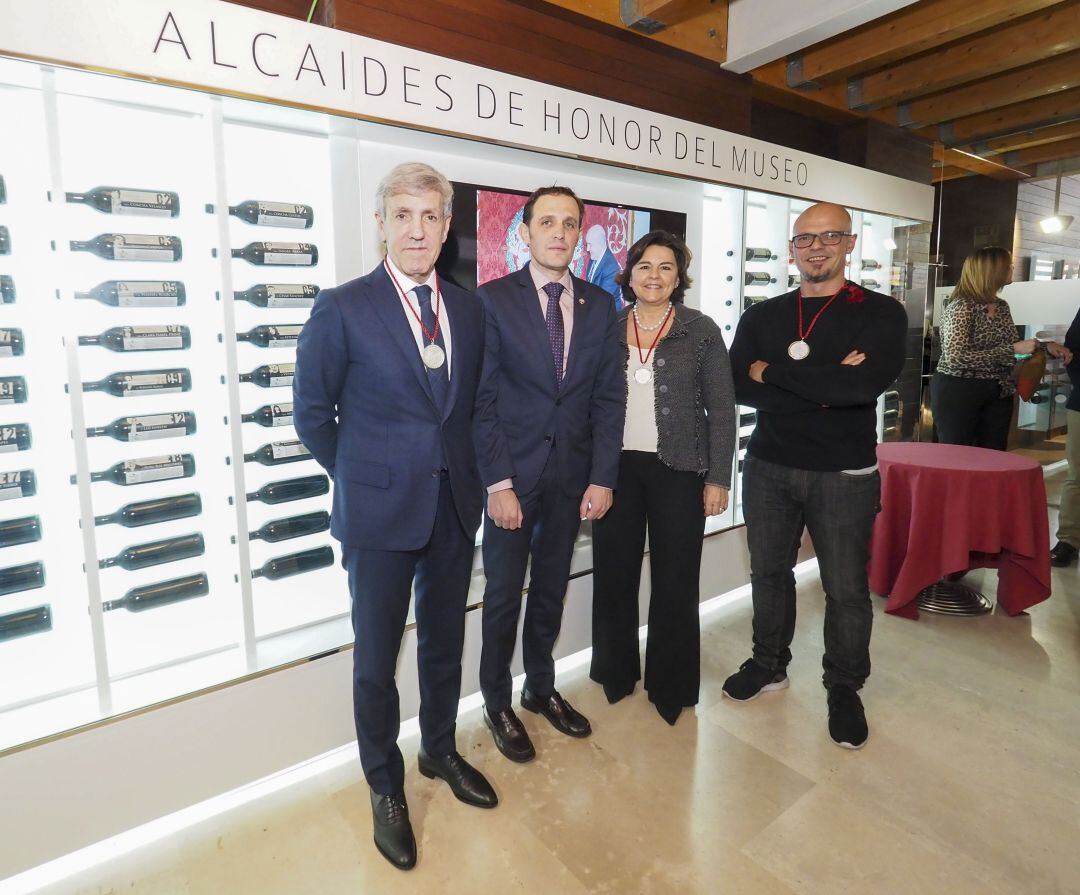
270, 403, 294, 426
111, 190, 175, 217
0, 471, 28, 500
257, 203, 307, 227
265, 326, 303, 347
117, 281, 181, 307
122, 327, 184, 350
0, 427, 25, 452
0, 382, 16, 404
118, 372, 185, 395
266, 285, 316, 308
270, 441, 308, 459
128, 413, 189, 441
114, 236, 177, 261
261, 243, 313, 265
268, 364, 295, 386
121, 455, 186, 484
0, 347, 11, 358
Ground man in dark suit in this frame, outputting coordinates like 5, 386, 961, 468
475, 186, 625, 763
293, 162, 495, 871
585, 223, 623, 308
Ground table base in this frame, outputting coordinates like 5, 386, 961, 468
917, 580, 993, 616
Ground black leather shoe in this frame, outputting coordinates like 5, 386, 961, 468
418, 748, 498, 808
521, 688, 592, 738
484, 706, 536, 763
1050, 540, 1078, 567
369, 790, 416, 870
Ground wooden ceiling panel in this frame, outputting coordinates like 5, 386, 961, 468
1002, 135, 1080, 167
966, 120, 1080, 156
924, 87, 1080, 144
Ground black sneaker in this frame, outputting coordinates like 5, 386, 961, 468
827, 685, 868, 750
722, 659, 789, 702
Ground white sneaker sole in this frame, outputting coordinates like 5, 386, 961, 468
722, 676, 790, 702
831, 736, 868, 750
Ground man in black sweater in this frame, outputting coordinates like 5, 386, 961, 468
1050, 307, 1080, 567
723, 202, 906, 750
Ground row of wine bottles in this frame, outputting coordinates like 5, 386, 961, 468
74, 281, 319, 308
726, 248, 884, 270
63, 185, 314, 229
69, 236, 319, 266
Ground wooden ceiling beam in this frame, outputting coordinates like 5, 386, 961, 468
895, 52, 1080, 129
963, 119, 1080, 156
939, 147, 1030, 180
786, 0, 1064, 88
918, 87, 1080, 144
847, 2, 1080, 111
933, 165, 975, 183
1002, 135, 1080, 167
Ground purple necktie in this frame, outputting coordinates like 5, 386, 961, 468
543, 281, 565, 387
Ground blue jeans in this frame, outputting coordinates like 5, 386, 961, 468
742, 455, 881, 690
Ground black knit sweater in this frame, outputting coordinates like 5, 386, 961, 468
729, 283, 907, 472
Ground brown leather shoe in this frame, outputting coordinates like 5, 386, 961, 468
521, 688, 592, 738
483, 705, 536, 763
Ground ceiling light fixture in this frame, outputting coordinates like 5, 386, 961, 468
1039, 176, 1074, 234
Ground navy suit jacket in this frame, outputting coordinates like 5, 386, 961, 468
293, 264, 484, 551
587, 249, 622, 306
474, 263, 625, 498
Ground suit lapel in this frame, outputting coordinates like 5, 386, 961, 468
564, 272, 591, 385
440, 287, 464, 422
367, 265, 439, 412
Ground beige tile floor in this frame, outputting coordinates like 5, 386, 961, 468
43, 472, 1079, 895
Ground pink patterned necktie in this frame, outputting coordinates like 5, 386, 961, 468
543, 281, 565, 387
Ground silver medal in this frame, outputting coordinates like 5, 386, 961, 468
634, 367, 653, 384
787, 340, 810, 361
422, 343, 446, 369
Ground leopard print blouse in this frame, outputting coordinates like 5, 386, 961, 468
937, 296, 1018, 396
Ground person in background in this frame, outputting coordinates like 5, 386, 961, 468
585, 223, 623, 308
294, 162, 495, 871
1051, 305, 1080, 567
589, 230, 736, 725
932, 246, 1070, 450
723, 202, 906, 751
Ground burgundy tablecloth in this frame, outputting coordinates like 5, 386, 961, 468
868, 443, 1051, 619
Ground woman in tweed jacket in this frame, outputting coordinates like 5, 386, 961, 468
589, 230, 736, 725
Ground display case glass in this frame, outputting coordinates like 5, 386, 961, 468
0, 52, 930, 753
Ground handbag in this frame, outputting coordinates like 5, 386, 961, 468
1013, 343, 1046, 402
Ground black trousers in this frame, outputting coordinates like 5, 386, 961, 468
590, 451, 706, 707
479, 453, 582, 711
931, 372, 1014, 451
342, 477, 473, 796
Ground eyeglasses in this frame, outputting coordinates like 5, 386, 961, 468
791, 231, 852, 249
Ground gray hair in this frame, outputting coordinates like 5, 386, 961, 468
375, 162, 454, 219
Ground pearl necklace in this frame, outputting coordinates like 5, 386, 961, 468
633, 302, 672, 332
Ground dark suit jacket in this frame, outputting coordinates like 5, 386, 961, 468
587, 248, 622, 306
474, 263, 625, 497
293, 263, 484, 550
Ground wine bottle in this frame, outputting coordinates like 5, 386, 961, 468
788, 275, 801, 288
99, 532, 205, 570
0, 376, 28, 405
93, 492, 201, 528
726, 247, 775, 261
248, 510, 330, 543
861, 279, 881, 289
240, 363, 294, 388
0, 604, 51, 643
87, 412, 196, 442
81, 368, 191, 397
234, 284, 319, 308
219, 201, 314, 229
242, 402, 293, 428
75, 280, 186, 307
251, 545, 334, 580
236, 324, 303, 348
244, 439, 311, 466
0, 275, 14, 304
739, 411, 757, 427
78, 325, 190, 352
744, 272, 776, 286
81, 454, 196, 486
861, 259, 882, 271
0, 515, 41, 548
0, 226, 10, 255
739, 434, 751, 450
0, 560, 44, 596
69, 234, 182, 262
0, 174, 6, 204
0, 470, 35, 501
0, 328, 25, 357
245, 474, 328, 504
0, 424, 32, 453
66, 187, 180, 218
102, 572, 209, 612
743, 296, 768, 310
225, 242, 318, 267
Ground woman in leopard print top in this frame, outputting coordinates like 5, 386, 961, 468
932, 246, 1069, 449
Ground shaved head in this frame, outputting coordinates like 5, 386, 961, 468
793, 202, 852, 236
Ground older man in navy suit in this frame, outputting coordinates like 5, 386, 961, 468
585, 223, 623, 308
293, 162, 495, 871
475, 186, 625, 763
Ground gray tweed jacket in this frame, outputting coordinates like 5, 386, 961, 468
619, 302, 736, 487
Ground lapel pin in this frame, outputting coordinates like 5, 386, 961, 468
578, 298, 585, 305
